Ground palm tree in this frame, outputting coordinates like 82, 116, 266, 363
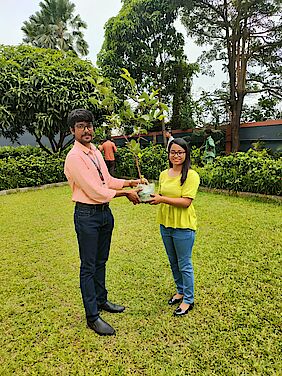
22, 0, 89, 56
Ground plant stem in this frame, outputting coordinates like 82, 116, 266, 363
135, 156, 142, 180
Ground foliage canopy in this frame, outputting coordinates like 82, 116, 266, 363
98, 0, 198, 129
0, 45, 106, 153
22, 0, 89, 56
176, 0, 282, 151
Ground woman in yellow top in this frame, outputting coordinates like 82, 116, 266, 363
150, 138, 200, 316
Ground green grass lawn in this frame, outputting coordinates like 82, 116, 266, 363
0, 187, 281, 375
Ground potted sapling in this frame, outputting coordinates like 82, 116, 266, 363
125, 132, 155, 202
117, 69, 168, 202
96, 68, 168, 201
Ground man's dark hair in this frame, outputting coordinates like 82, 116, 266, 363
67, 109, 94, 129
168, 138, 191, 186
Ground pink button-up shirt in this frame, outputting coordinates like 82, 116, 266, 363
64, 141, 125, 204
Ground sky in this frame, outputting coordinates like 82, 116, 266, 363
0, 0, 226, 95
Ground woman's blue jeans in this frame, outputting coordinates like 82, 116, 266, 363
160, 225, 195, 304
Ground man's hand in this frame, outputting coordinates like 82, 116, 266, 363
128, 177, 149, 187
140, 177, 149, 185
148, 194, 163, 205
126, 189, 141, 205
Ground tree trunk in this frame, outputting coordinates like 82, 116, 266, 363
230, 95, 244, 152
230, 110, 240, 152
35, 137, 52, 155
171, 94, 181, 129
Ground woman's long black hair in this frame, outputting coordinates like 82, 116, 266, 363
168, 138, 191, 186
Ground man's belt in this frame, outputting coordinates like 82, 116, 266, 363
75, 202, 109, 210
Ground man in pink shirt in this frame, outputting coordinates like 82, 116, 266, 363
98, 135, 117, 176
64, 109, 142, 336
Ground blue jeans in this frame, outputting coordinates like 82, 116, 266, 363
74, 203, 114, 321
160, 225, 195, 304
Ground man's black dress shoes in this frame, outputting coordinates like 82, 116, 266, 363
98, 301, 125, 313
87, 317, 115, 336
174, 302, 194, 316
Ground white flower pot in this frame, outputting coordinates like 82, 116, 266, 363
137, 183, 155, 202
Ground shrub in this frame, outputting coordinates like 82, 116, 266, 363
139, 144, 168, 180
1, 145, 280, 196
116, 144, 168, 180
196, 149, 282, 196
0, 145, 47, 159
0, 154, 65, 190
191, 146, 203, 166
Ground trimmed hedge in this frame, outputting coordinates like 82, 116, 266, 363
195, 149, 282, 196
0, 145, 73, 190
116, 146, 281, 196
0, 154, 65, 190
0, 145, 281, 196
0, 145, 46, 159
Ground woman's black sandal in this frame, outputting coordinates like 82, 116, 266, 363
173, 302, 194, 316
168, 295, 183, 305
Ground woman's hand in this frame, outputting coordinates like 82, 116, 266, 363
149, 195, 192, 208
148, 194, 163, 205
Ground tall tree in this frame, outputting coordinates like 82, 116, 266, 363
170, 60, 198, 129
0, 45, 110, 153
175, 0, 282, 151
22, 0, 89, 56
98, 0, 198, 130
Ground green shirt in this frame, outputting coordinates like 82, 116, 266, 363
156, 169, 200, 230
204, 136, 216, 158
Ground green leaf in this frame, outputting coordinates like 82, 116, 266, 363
96, 77, 104, 85
89, 97, 99, 106
159, 103, 169, 112
140, 114, 151, 122
120, 73, 136, 88
138, 92, 150, 103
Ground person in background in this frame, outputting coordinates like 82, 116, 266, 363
203, 128, 216, 163
149, 138, 200, 316
98, 135, 117, 175
64, 109, 144, 336
165, 129, 174, 151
